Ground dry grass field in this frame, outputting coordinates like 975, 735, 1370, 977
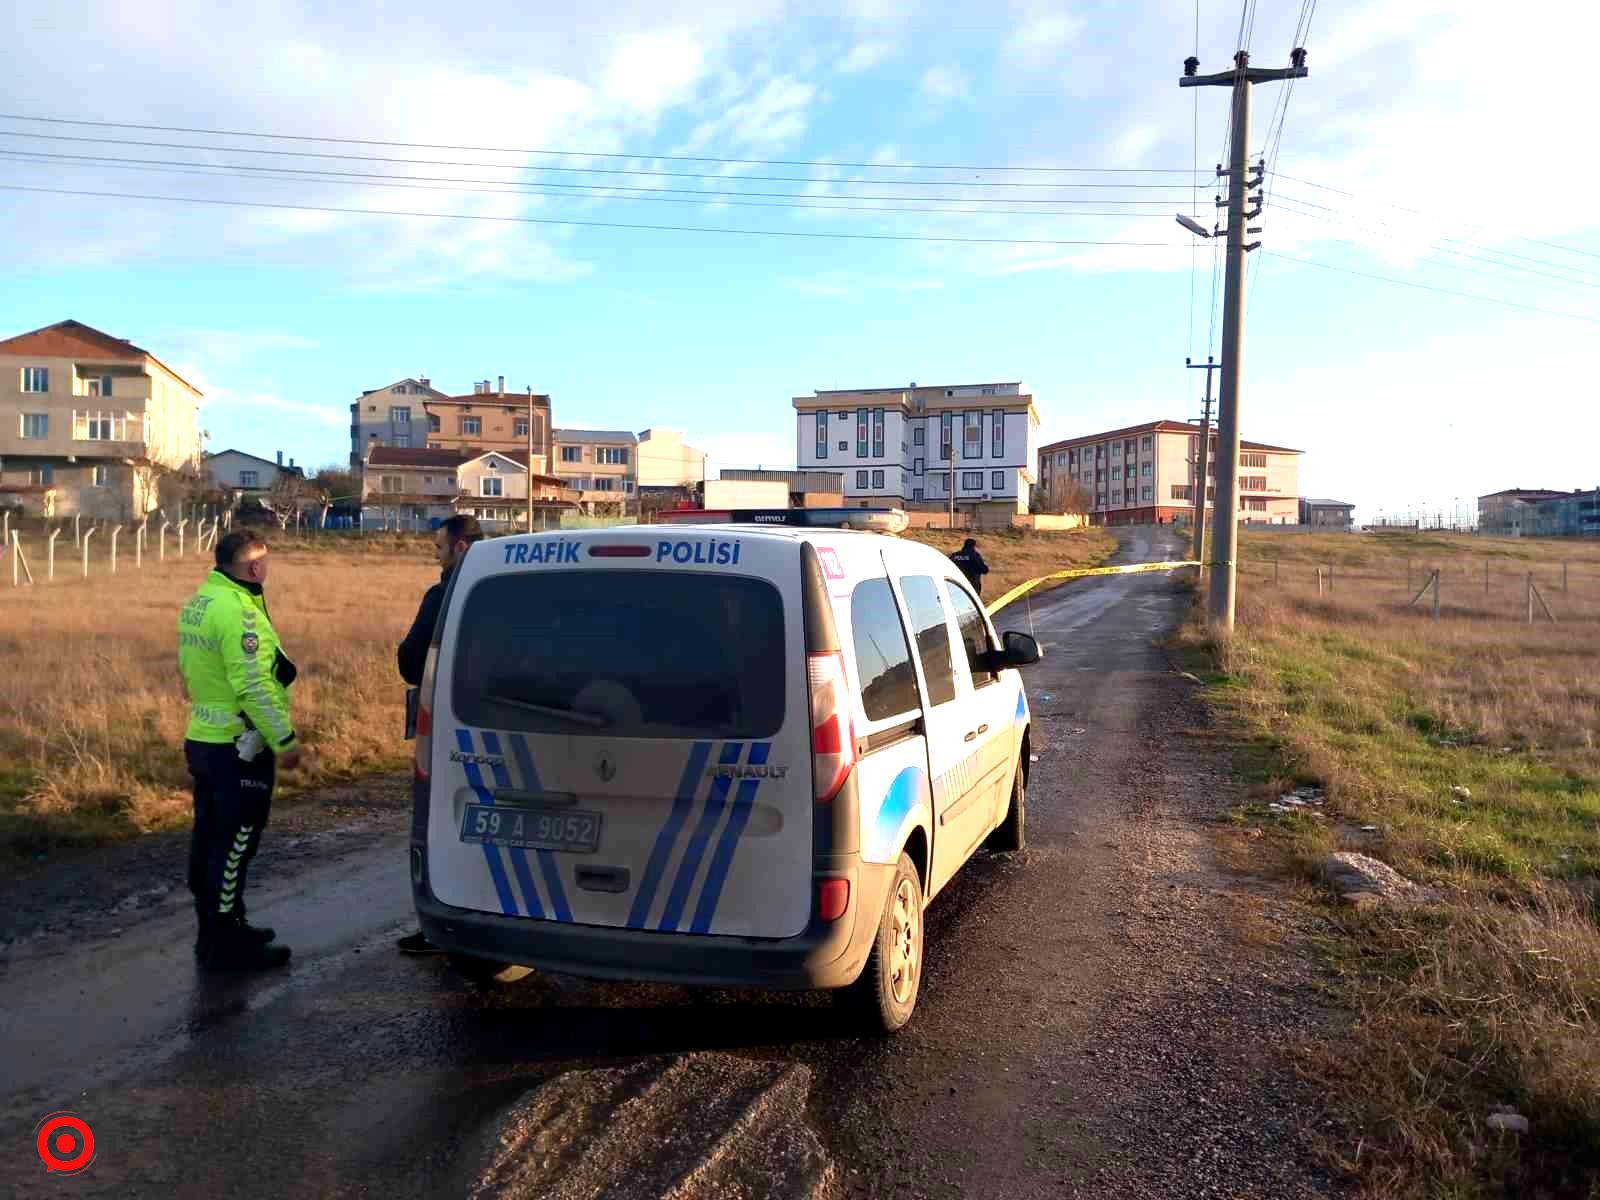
1177, 530, 1600, 1198
0, 524, 1111, 859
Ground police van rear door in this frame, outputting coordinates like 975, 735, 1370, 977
427, 528, 813, 939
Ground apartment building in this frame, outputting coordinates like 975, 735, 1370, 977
361, 445, 576, 530
553, 428, 636, 515
793, 381, 1040, 522
350, 376, 553, 473
636, 428, 706, 489
1037, 419, 1301, 526
1477, 488, 1570, 536
0, 320, 202, 520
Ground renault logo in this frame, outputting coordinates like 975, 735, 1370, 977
595, 751, 617, 783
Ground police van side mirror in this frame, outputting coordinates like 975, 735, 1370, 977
989, 630, 1041, 669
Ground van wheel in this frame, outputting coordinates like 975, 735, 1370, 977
986, 763, 1026, 852
448, 954, 533, 985
846, 853, 923, 1033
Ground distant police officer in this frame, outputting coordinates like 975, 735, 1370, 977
395, 514, 483, 955
178, 530, 302, 971
950, 537, 990, 595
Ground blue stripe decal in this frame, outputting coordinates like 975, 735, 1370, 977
627, 741, 711, 929
502, 732, 573, 923
479, 731, 545, 920
454, 729, 519, 916
657, 742, 744, 932
690, 742, 770, 934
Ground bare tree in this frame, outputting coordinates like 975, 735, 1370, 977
262, 472, 311, 532
309, 465, 358, 529
1034, 477, 1091, 516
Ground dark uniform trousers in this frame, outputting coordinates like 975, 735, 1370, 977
185, 739, 276, 925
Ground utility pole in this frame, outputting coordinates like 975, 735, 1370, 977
1186, 355, 1220, 566
946, 444, 956, 529
526, 386, 535, 534
1180, 47, 1308, 630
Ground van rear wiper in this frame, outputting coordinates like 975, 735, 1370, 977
483, 693, 611, 729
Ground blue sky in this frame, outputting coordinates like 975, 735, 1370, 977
5, 0, 1598, 521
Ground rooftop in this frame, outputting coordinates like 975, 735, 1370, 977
1039, 419, 1303, 455
553, 428, 639, 444
0, 319, 203, 394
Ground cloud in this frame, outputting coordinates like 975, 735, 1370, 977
1002, 11, 1085, 68
201, 391, 346, 430
839, 41, 894, 74
918, 65, 969, 101
685, 76, 819, 150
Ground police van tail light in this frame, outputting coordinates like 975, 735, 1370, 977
808, 650, 855, 804
414, 646, 438, 783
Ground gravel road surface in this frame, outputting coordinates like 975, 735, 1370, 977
0, 527, 1343, 1199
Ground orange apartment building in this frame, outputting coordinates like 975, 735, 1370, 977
1037, 419, 1301, 526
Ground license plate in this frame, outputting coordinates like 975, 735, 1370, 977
459, 805, 602, 853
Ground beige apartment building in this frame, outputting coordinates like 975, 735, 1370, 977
0, 320, 202, 520
636, 428, 706, 489
1037, 419, 1300, 526
362, 445, 576, 530
352, 376, 553, 473
553, 428, 636, 515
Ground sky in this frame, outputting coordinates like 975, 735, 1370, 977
5, 0, 1598, 522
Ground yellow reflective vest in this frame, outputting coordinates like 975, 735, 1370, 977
177, 570, 298, 753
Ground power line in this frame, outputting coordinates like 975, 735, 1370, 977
0, 148, 1189, 210
0, 183, 1194, 249
0, 130, 1204, 190
1260, 252, 1600, 325
0, 111, 1204, 174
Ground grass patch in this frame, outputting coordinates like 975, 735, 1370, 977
1177, 531, 1600, 1197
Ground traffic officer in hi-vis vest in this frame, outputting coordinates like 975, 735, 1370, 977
177, 529, 304, 971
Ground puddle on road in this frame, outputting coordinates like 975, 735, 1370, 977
470, 1053, 838, 1200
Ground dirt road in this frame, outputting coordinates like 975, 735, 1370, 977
0, 527, 1343, 1198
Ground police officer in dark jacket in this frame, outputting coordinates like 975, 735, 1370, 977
396, 514, 482, 954
950, 537, 990, 594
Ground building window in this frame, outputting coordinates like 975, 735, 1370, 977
856, 469, 869, 488
1111, 465, 1122, 480
428, 414, 441, 432
1241, 475, 1267, 491
913, 458, 925, 476
597, 446, 630, 465
91, 465, 109, 487
461, 416, 482, 435
561, 445, 581, 462
1141, 462, 1152, 477
85, 374, 113, 397
21, 366, 48, 392
963, 413, 981, 459
596, 477, 618, 492
394, 384, 410, 395
816, 415, 828, 460
913, 425, 925, 446
872, 469, 885, 488
73, 410, 127, 440
393, 432, 411, 448
991, 409, 1004, 458
856, 408, 868, 457
1112, 490, 1123, 504
913, 488, 925, 501
1245, 497, 1268, 512
20, 412, 48, 438
381, 474, 403, 493
991, 470, 1004, 491
940, 412, 953, 459
1242, 452, 1267, 468
871, 408, 885, 458
239, 469, 259, 488
390, 406, 410, 423
1141, 485, 1153, 501
1171, 484, 1192, 501
838, 441, 848, 451
29, 464, 54, 485
835, 410, 849, 421
981, 385, 995, 395
962, 471, 983, 490
482, 476, 504, 497
513, 419, 529, 438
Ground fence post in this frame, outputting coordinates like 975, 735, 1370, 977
48, 528, 60, 581
160, 521, 169, 562
1433, 569, 1441, 620
2, 510, 8, 544
1527, 572, 1534, 624
178, 518, 188, 558
1328, 563, 1335, 593
111, 525, 122, 574
9, 531, 16, 587
1484, 559, 1489, 597
82, 527, 96, 578
74, 513, 81, 548
1273, 558, 1279, 585
1563, 562, 1568, 593
136, 519, 146, 568
1316, 567, 1323, 596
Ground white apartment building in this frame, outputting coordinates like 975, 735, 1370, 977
793, 381, 1040, 520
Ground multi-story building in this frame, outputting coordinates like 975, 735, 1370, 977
1037, 420, 1301, 526
361, 445, 575, 531
553, 428, 637, 515
635, 428, 706, 490
1525, 488, 1600, 539
0, 320, 202, 520
350, 376, 553, 474
793, 381, 1039, 522
1477, 488, 1570, 536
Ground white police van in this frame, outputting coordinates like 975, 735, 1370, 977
409, 509, 1040, 1030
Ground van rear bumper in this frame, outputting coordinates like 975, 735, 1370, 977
413, 852, 895, 990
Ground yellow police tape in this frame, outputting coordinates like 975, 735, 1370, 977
985, 558, 1203, 615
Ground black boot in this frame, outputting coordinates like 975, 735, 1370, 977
197, 916, 291, 972
232, 913, 277, 945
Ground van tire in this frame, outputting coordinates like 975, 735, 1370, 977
448, 954, 534, 985
845, 852, 923, 1033
986, 763, 1026, 853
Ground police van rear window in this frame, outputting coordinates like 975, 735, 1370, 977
451, 571, 785, 739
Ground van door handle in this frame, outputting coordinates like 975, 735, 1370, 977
964, 730, 977, 742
